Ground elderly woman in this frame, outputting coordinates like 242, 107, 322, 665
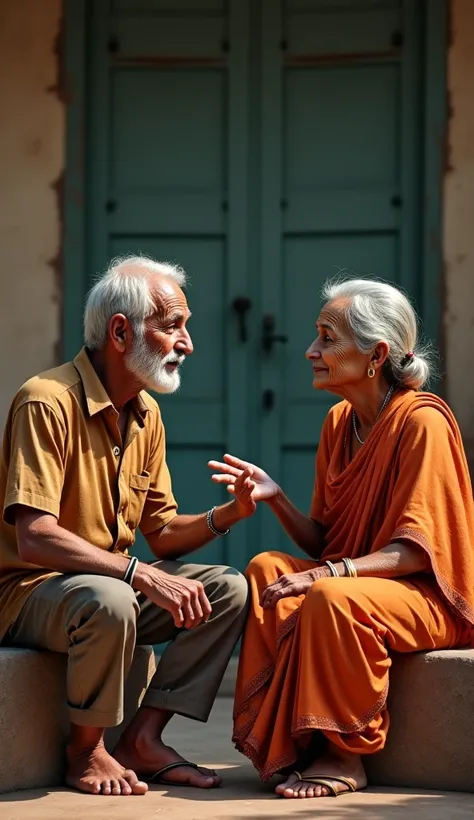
209, 278, 474, 800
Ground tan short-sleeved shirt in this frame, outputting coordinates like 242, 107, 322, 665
0, 347, 177, 641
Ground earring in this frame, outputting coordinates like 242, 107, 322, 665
368, 366, 376, 379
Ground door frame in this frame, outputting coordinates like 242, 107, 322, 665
62, 0, 449, 373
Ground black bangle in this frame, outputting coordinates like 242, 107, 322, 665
206, 506, 230, 537
124, 556, 139, 585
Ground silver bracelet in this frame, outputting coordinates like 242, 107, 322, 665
206, 506, 230, 537
325, 560, 339, 578
124, 556, 139, 586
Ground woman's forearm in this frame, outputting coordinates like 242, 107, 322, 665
266, 489, 324, 559
332, 541, 430, 579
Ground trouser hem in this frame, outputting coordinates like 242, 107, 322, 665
141, 689, 211, 722
68, 705, 124, 728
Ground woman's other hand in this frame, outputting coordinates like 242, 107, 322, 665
208, 454, 279, 518
260, 567, 330, 608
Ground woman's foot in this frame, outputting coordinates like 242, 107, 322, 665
66, 739, 148, 796
275, 747, 367, 798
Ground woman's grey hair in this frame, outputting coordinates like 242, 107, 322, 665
84, 254, 187, 350
321, 277, 433, 390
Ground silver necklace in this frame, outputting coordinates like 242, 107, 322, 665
351, 384, 395, 447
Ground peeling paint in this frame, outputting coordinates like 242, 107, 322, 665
48, 5, 69, 105
444, 90, 454, 173
443, 0, 474, 477
48, 7, 65, 368
0, 0, 64, 429
49, 167, 64, 299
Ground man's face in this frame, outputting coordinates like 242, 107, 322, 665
126, 277, 193, 394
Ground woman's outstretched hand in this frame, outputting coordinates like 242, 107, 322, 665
208, 454, 279, 518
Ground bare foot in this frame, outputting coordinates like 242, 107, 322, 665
275, 748, 367, 799
66, 740, 148, 795
114, 736, 221, 789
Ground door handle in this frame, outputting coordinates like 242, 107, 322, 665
262, 315, 288, 353
232, 296, 252, 343
262, 389, 275, 411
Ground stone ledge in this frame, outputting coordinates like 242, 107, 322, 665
365, 650, 474, 792
0, 645, 155, 793
2, 647, 474, 794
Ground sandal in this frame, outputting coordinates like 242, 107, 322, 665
146, 761, 213, 787
291, 771, 357, 797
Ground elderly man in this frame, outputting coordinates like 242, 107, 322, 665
0, 255, 251, 797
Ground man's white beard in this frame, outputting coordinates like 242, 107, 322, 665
127, 331, 185, 394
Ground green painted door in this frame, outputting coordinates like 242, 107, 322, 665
85, 0, 426, 570
257, 0, 423, 552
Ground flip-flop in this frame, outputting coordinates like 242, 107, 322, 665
291, 772, 357, 797
146, 761, 218, 787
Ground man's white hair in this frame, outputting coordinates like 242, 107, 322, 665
322, 277, 433, 390
84, 254, 187, 350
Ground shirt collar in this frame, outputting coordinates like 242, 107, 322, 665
73, 347, 150, 420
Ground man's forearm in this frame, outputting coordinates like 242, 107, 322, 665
19, 516, 131, 580
146, 500, 245, 559
266, 489, 324, 559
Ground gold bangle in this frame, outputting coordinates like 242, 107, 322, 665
325, 560, 339, 578
342, 557, 357, 578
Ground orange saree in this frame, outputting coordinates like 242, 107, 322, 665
233, 390, 474, 780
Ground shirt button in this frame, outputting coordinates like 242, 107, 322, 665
113, 446, 121, 457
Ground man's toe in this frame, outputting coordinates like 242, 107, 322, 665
119, 777, 132, 795
124, 769, 148, 795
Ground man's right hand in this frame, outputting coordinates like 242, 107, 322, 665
134, 565, 212, 629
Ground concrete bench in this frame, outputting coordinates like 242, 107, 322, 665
365, 650, 474, 792
0, 645, 156, 793
1, 648, 473, 793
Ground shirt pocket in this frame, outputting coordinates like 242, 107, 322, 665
128, 471, 151, 529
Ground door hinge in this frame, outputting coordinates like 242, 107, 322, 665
262, 389, 275, 411
108, 36, 119, 54
391, 30, 403, 48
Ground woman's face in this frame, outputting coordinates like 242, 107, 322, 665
305, 298, 370, 393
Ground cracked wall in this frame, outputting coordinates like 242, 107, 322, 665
0, 0, 63, 429
444, 0, 474, 469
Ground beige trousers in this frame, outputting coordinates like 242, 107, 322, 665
5, 560, 249, 727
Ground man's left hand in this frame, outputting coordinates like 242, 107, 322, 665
260, 567, 330, 608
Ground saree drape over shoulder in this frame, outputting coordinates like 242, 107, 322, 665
233, 390, 474, 780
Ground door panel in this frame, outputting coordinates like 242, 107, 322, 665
286, 1, 401, 57
284, 65, 398, 232
110, 70, 226, 233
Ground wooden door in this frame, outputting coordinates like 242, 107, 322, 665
83, 0, 428, 569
